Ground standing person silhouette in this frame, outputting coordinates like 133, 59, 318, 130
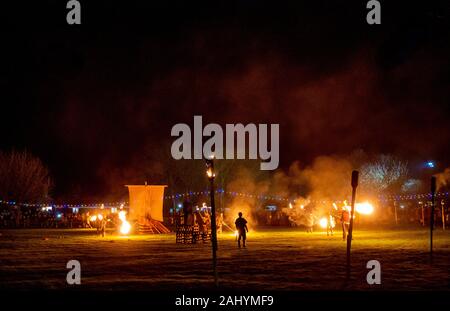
341, 206, 350, 241
235, 212, 249, 248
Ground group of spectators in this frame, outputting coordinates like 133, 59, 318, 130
176, 201, 223, 234
0, 207, 102, 229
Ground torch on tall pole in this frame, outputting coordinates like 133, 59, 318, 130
346, 170, 359, 280
430, 176, 436, 261
206, 157, 218, 286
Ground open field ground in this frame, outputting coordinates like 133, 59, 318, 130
0, 227, 449, 291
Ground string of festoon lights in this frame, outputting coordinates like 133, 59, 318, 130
379, 192, 449, 201
0, 190, 448, 209
0, 200, 128, 209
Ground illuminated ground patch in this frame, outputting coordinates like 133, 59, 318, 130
0, 227, 448, 290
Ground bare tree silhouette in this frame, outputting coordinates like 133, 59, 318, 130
0, 150, 51, 203
360, 154, 409, 195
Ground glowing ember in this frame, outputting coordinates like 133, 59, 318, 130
90, 215, 97, 222
118, 211, 131, 235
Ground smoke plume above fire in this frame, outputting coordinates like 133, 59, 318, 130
9, 20, 447, 201
436, 168, 450, 190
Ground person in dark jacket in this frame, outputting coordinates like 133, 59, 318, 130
235, 212, 249, 248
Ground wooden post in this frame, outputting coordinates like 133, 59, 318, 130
346, 170, 359, 280
430, 177, 436, 260
394, 201, 398, 225
206, 158, 218, 286
209, 177, 218, 286
421, 203, 425, 226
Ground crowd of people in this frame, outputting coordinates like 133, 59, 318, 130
175, 200, 250, 248
0, 206, 116, 229
176, 201, 224, 235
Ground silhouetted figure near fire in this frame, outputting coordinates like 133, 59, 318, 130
327, 214, 335, 236
306, 212, 314, 233
100, 216, 106, 237
341, 206, 350, 241
235, 212, 248, 248
182, 200, 192, 225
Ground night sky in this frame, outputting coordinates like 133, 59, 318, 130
1, 0, 449, 200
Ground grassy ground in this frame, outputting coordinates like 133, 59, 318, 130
0, 227, 448, 291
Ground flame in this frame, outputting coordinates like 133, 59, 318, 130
355, 202, 374, 215
90, 214, 105, 222
118, 211, 131, 235
342, 202, 374, 215
319, 217, 328, 228
206, 168, 215, 178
